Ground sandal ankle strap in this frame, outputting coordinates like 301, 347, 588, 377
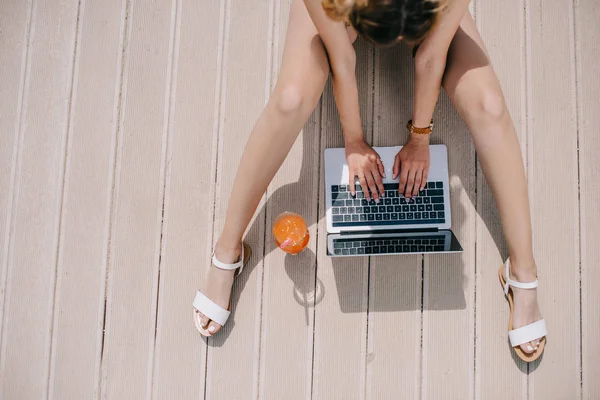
212, 244, 245, 275
504, 258, 538, 295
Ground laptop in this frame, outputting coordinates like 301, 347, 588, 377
325, 144, 463, 256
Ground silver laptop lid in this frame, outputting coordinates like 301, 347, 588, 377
324, 145, 452, 233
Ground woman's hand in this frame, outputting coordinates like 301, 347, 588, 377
345, 138, 385, 202
392, 133, 430, 198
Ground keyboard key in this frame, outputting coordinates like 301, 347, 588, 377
361, 241, 368, 246
376, 214, 383, 221
365, 247, 373, 254
438, 211, 445, 219
424, 197, 431, 204
383, 214, 390, 220
400, 198, 407, 204
387, 206, 394, 213
350, 248, 357, 255
416, 197, 423, 204
342, 248, 349, 255
352, 215, 359, 222
426, 245, 433, 252
426, 204, 433, 211
415, 239, 421, 244
431, 197, 444, 204
357, 248, 365, 255
395, 245, 403, 253
399, 213, 406, 219
334, 242, 345, 249
346, 242, 353, 248
383, 240, 390, 245
377, 240, 384, 245
339, 185, 347, 192
354, 199, 361, 206
332, 208, 339, 215
427, 189, 443, 196
418, 190, 426, 197
372, 246, 380, 254
436, 182, 443, 188
407, 239, 414, 244
388, 191, 397, 198
392, 198, 400, 205
402, 205, 409, 212
434, 204, 444, 211
348, 207, 355, 213
422, 212, 429, 219
418, 245, 425, 252
333, 215, 343, 222
346, 199, 354, 206
387, 245, 395, 253
427, 182, 436, 189
434, 245, 444, 251
361, 199, 368, 206
384, 198, 392, 205
344, 215, 351, 222
391, 240, 399, 245
332, 185, 339, 192
334, 249, 342, 255
333, 200, 345, 207
367, 214, 375, 221
411, 245, 418, 252
340, 207, 347, 214
360, 214, 367, 221
391, 213, 398, 220
333, 192, 349, 200
368, 241, 375, 246
422, 239, 429, 244
369, 199, 377, 206
407, 212, 414, 219
395, 205, 402, 212
357, 192, 364, 199
418, 205, 425, 211
415, 212, 422, 219
379, 206, 386, 213
410, 205, 417, 211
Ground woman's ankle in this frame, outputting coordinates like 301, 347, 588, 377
509, 255, 537, 281
214, 237, 243, 263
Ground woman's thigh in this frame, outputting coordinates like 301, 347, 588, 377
442, 12, 509, 132
272, 0, 331, 110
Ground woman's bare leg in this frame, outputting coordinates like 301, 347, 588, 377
199, 0, 331, 334
442, 13, 542, 353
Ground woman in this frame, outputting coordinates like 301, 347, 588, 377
193, 0, 547, 362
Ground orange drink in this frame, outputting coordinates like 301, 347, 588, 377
272, 212, 309, 254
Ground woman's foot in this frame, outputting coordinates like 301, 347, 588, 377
196, 242, 242, 335
509, 258, 544, 354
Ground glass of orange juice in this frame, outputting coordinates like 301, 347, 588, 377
273, 212, 309, 254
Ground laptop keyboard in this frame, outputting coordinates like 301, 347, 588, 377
331, 182, 446, 227
332, 235, 447, 255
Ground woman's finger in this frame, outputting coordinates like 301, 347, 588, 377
358, 175, 370, 200
399, 161, 410, 196
392, 155, 400, 180
421, 167, 429, 191
376, 156, 385, 178
365, 172, 380, 202
348, 170, 356, 196
412, 168, 423, 197
373, 167, 386, 197
404, 169, 417, 198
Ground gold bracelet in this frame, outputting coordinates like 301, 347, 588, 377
407, 119, 434, 135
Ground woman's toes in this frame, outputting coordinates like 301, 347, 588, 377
207, 321, 222, 334
520, 343, 535, 354
199, 313, 210, 328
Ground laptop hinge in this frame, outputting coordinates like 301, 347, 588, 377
339, 227, 439, 235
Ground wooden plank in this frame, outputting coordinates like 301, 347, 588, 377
47, 0, 125, 398
0, 0, 79, 398
312, 38, 374, 400
474, 0, 528, 397
0, 0, 31, 355
205, 0, 272, 397
150, 0, 224, 398
257, 0, 321, 397
527, 0, 581, 398
421, 68, 476, 400
100, 0, 176, 397
574, 0, 600, 398
365, 44, 421, 400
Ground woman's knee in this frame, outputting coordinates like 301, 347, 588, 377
271, 85, 305, 115
463, 88, 508, 128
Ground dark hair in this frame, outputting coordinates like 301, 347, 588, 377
322, 0, 445, 46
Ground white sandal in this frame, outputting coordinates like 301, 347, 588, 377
498, 258, 547, 362
193, 243, 252, 336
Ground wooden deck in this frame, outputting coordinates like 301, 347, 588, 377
1, 0, 599, 398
